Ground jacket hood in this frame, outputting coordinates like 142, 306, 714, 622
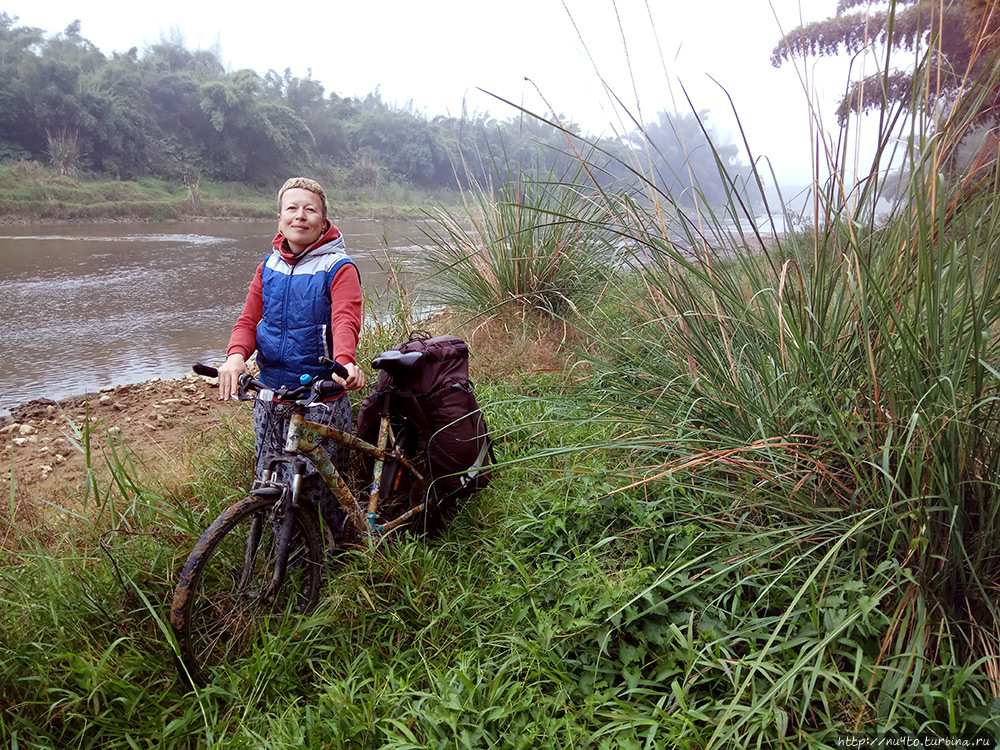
272, 221, 344, 265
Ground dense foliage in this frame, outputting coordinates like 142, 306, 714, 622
0, 14, 754, 207
404, 5, 1000, 742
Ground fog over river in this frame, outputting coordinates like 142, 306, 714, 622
0, 219, 432, 413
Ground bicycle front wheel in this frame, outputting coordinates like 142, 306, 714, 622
170, 493, 323, 687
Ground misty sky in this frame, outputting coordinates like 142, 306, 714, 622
1, 1, 878, 186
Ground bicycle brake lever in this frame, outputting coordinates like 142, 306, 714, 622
237, 373, 267, 401
237, 374, 253, 401
300, 395, 332, 411
302, 379, 343, 410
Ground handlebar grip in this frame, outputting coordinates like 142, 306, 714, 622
318, 356, 349, 380
193, 362, 219, 378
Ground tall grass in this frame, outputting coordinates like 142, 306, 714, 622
399, 3, 1000, 743
421, 167, 618, 319
469, 10, 1000, 746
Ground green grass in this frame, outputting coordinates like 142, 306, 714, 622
6, 381, 997, 748
0, 164, 275, 221
0, 382, 671, 747
3, 291, 999, 748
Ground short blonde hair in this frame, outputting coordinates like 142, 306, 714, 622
278, 177, 327, 219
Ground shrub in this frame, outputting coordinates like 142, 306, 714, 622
45, 130, 81, 177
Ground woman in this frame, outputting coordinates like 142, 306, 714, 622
218, 177, 364, 540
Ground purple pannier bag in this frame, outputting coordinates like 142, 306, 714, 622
356, 333, 492, 500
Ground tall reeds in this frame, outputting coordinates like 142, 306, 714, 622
421, 164, 619, 319
428, 5, 1000, 743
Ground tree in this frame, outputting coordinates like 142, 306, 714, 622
76, 49, 152, 178
7, 20, 104, 156
351, 109, 450, 186
0, 14, 42, 157
771, 0, 1000, 125
440, 111, 591, 190
198, 70, 314, 183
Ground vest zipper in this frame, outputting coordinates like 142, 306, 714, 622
278, 259, 295, 387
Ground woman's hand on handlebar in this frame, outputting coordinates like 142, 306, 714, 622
218, 353, 249, 401
338, 362, 366, 392
317, 356, 364, 392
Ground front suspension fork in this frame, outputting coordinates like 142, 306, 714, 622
243, 463, 305, 603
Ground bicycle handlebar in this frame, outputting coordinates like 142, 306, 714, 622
192, 362, 222, 379
193, 358, 348, 404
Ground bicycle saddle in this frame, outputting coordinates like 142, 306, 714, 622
371, 350, 424, 372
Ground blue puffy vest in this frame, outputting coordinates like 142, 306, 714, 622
255, 237, 358, 390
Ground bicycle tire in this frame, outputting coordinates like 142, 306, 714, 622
170, 493, 324, 687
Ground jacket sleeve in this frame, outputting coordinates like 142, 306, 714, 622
329, 263, 363, 366
226, 262, 265, 360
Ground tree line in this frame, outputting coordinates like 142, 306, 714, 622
0, 14, 756, 207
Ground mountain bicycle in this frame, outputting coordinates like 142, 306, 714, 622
169, 351, 432, 687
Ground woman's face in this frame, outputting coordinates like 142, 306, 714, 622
278, 188, 326, 254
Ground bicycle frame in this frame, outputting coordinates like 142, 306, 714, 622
272, 402, 427, 542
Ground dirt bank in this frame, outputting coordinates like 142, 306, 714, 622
1, 370, 243, 515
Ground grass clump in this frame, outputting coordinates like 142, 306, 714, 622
345, 7, 1000, 744
421, 172, 618, 320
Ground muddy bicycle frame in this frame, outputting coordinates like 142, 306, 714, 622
241, 349, 430, 559
264, 397, 427, 541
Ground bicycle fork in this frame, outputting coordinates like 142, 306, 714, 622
241, 466, 304, 604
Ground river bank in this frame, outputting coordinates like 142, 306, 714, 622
1, 308, 574, 536
2, 370, 242, 508
0, 164, 459, 224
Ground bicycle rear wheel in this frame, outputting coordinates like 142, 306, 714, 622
376, 422, 438, 534
170, 493, 323, 687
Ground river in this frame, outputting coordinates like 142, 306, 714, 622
0, 219, 434, 413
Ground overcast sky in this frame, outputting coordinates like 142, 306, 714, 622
2, 1, 872, 186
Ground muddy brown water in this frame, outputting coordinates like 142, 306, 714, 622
0, 219, 435, 413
